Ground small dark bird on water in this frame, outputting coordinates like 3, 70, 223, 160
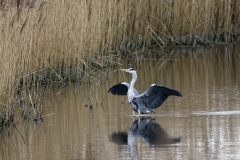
108, 68, 182, 116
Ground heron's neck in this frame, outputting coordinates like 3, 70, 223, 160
130, 72, 137, 89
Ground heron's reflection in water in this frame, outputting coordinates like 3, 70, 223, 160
110, 118, 181, 159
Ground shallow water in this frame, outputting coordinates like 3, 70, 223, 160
1, 46, 240, 160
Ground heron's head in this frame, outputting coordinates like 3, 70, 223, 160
120, 68, 136, 74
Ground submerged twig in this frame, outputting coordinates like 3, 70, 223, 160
13, 125, 25, 143
27, 89, 37, 116
41, 113, 55, 118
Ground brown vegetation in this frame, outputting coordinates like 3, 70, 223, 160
0, 0, 240, 124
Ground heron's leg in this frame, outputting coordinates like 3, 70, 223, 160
138, 110, 141, 117
132, 111, 136, 121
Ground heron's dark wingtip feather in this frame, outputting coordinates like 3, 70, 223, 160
155, 85, 182, 97
108, 83, 128, 95
162, 86, 182, 97
108, 86, 115, 93
175, 91, 182, 97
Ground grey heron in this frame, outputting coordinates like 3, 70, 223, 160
108, 68, 182, 116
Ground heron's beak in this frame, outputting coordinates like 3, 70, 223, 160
120, 69, 128, 72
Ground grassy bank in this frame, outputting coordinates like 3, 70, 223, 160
0, 0, 240, 125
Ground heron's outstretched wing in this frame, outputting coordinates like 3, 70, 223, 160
108, 82, 139, 95
135, 84, 182, 109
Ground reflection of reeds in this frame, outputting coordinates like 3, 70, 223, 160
0, 0, 240, 124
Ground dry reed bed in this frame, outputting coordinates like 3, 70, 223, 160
0, 0, 240, 125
